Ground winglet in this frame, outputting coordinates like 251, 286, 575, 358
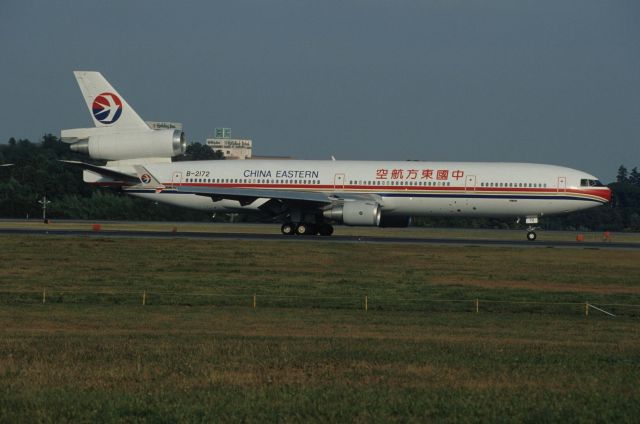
133, 165, 166, 192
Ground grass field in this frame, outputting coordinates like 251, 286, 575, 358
1, 234, 639, 422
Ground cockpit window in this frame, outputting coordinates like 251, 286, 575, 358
581, 179, 605, 187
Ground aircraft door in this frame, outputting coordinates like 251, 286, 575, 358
333, 173, 345, 190
171, 171, 182, 187
557, 177, 566, 192
465, 175, 477, 191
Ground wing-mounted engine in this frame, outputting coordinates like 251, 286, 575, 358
61, 127, 186, 160
323, 201, 382, 226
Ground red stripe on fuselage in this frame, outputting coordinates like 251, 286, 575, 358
163, 182, 611, 202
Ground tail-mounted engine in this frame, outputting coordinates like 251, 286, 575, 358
61, 128, 186, 161
63, 70, 187, 161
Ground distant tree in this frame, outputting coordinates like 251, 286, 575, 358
630, 167, 640, 187
617, 165, 628, 183
175, 142, 224, 161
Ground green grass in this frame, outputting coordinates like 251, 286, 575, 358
1, 306, 639, 422
1, 235, 639, 422
1, 236, 639, 309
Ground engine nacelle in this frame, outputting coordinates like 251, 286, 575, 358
379, 215, 411, 228
323, 201, 382, 226
69, 129, 185, 160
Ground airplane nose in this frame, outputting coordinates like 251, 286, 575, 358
603, 187, 612, 203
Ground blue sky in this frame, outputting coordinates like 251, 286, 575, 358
1, 0, 639, 182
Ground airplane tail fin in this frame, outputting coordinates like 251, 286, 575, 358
73, 71, 149, 130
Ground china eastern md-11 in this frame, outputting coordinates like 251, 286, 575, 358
61, 71, 611, 240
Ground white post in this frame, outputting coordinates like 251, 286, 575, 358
38, 195, 51, 222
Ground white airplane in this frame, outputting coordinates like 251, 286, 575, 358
61, 71, 611, 240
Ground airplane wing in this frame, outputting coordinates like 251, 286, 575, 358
170, 185, 334, 206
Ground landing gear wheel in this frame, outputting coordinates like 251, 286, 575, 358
318, 224, 334, 236
527, 231, 537, 241
281, 223, 294, 235
295, 223, 309, 235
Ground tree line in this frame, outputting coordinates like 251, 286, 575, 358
0, 135, 639, 231
0, 135, 221, 221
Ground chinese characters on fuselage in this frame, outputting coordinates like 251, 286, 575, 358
376, 169, 464, 181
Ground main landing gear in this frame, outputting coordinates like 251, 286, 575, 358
280, 222, 334, 236
526, 229, 537, 241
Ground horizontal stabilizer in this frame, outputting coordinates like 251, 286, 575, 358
60, 160, 140, 184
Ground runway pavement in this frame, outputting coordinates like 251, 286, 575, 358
0, 227, 637, 250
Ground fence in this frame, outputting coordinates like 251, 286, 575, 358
1, 288, 639, 318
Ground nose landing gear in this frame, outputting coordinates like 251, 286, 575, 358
517, 216, 540, 241
522, 215, 540, 241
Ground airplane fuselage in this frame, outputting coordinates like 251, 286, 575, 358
122, 160, 611, 218
65, 71, 611, 238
